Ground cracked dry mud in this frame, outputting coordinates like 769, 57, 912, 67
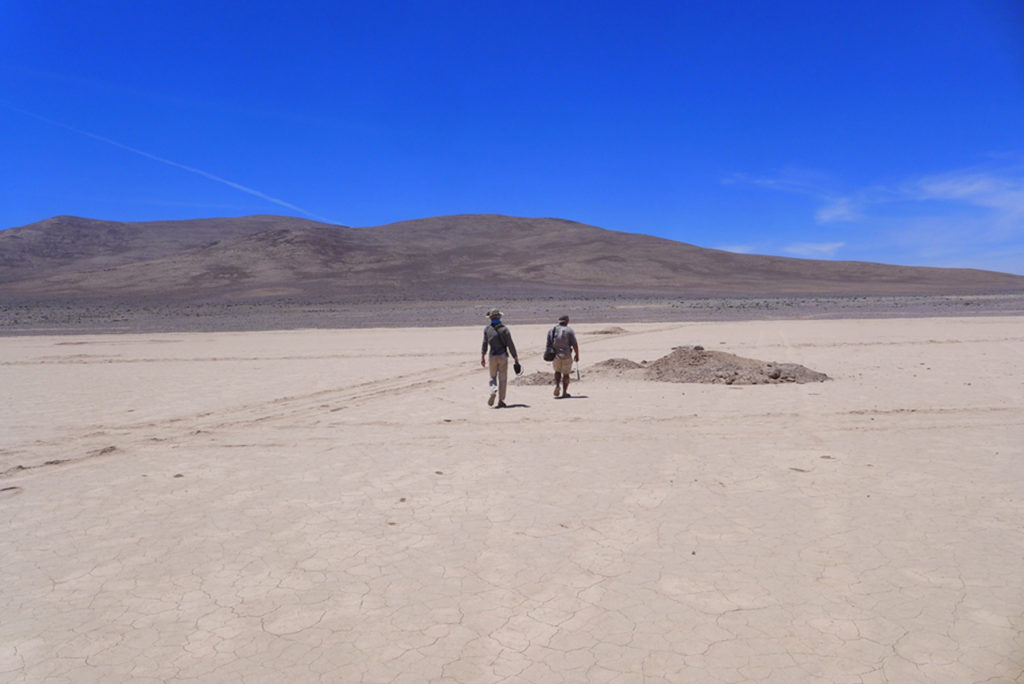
1, 317, 1022, 683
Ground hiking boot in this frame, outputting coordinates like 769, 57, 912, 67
488, 388, 497, 406
553, 385, 561, 397
496, 401, 507, 408
562, 392, 571, 399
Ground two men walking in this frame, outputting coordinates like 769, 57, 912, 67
481, 309, 579, 407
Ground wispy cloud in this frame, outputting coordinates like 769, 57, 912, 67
815, 197, 859, 224
784, 242, 845, 258
732, 163, 1024, 228
4, 104, 335, 223
728, 161, 1024, 272
714, 244, 757, 254
727, 168, 862, 225
724, 168, 834, 197
906, 170, 1024, 229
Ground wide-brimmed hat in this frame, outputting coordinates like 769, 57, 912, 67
487, 309, 503, 318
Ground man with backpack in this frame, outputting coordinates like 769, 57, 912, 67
480, 308, 520, 408
547, 314, 579, 398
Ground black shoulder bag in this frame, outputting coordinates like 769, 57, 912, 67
543, 326, 557, 362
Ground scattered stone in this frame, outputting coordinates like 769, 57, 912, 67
514, 371, 558, 386
590, 358, 643, 370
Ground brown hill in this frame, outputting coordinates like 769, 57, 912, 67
1, 214, 1022, 302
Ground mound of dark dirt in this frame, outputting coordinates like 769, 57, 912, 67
643, 347, 828, 384
585, 346, 829, 385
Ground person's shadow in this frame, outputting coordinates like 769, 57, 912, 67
498, 402, 530, 409
556, 394, 588, 400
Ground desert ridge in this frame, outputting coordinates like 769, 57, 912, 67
3, 214, 1024, 303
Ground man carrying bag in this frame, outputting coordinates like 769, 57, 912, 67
546, 314, 579, 398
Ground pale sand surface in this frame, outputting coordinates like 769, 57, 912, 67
1, 317, 1022, 683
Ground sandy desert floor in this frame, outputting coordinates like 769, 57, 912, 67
1, 317, 1022, 683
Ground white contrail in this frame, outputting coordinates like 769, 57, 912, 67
4, 104, 334, 223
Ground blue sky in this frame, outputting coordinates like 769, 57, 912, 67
2, 1, 1023, 274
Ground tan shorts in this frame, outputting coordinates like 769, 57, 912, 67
553, 357, 573, 374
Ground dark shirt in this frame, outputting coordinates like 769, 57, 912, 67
482, 323, 517, 357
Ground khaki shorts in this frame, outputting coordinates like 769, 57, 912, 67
553, 357, 573, 374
